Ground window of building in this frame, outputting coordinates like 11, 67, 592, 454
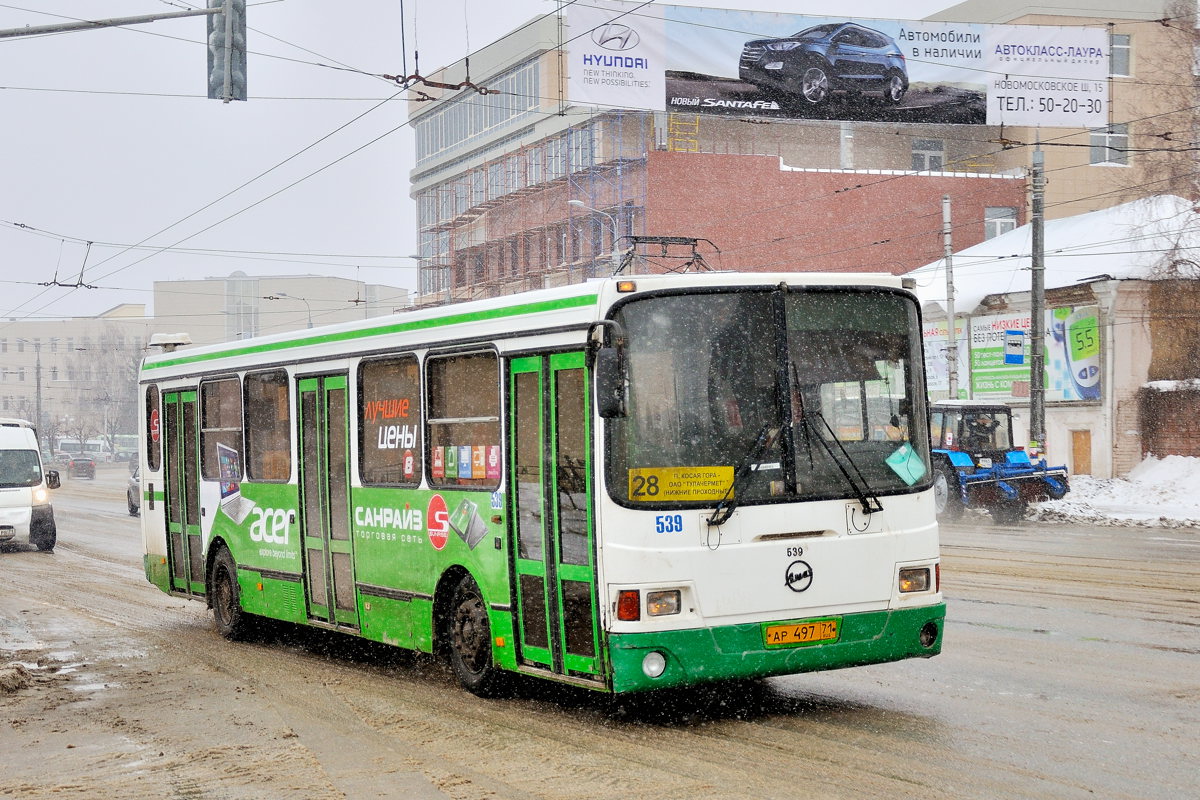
545, 136, 566, 180
470, 168, 486, 207
199, 377, 243, 481
412, 59, 540, 166
487, 160, 505, 201
912, 139, 945, 171
244, 370, 290, 481
146, 386, 161, 472
1090, 124, 1129, 166
50, 367, 59, 381
360, 356, 421, 486
16, 340, 24, 354
526, 145, 543, 186
984, 207, 1018, 240
0, 339, 6, 354
1110, 33, 1131, 77
426, 351, 499, 489
569, 125, 595, 172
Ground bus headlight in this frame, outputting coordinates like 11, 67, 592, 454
899, 567, 931, 593
33, 488, 48, 504
646, 590, 680, 616
642, 651, 667, 678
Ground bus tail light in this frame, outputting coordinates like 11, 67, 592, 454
899, 567, 931, 593
646, 590, 680, 616
616, 590, 640, 621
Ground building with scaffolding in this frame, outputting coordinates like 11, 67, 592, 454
407, 1, 1187, 305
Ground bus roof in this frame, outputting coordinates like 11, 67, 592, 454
140, 271, 906, 380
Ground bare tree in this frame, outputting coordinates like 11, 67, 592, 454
64, 322, 142, 443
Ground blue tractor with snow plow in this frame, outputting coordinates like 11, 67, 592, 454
930, 402, 1069, 525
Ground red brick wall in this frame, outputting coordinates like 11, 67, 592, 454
1140, 388, 1200, 458
644, 151, 1027, 274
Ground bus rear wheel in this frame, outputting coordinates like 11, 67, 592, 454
211, 547, 250, 640
447, 575, 508, 697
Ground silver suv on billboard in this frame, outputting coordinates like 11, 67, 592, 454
739, 22, 908, 106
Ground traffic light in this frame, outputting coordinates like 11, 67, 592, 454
207, 0, 246, 102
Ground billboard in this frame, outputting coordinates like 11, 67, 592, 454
567, 2, 1108, 128
922, 318, 969, 396
967, 307, 1101, 401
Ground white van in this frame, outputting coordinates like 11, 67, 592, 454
0, 418, 59, 551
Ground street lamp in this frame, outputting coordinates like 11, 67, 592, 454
266, 291, 313, 329
568, 200, 624, 274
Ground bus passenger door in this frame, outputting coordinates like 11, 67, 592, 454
297, 375, 359, 629
509, 352, 602, 681
162, 390, 204, 596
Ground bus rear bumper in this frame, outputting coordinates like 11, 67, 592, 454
607, 603, 946, 694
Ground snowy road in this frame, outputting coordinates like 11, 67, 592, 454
1, 468, 1196, 799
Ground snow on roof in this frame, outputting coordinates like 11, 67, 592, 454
908, 194, 1200, 313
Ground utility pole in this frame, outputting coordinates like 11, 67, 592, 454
1029, 143, 1047, 451
0, 8, 218, 39
942, 195, 958, 399
0, 4, 245, 103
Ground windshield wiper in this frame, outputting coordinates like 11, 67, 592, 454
707, 422, 781, 527
802, 411, 883, 516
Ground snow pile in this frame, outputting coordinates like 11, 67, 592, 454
1031, 455, 1200, 527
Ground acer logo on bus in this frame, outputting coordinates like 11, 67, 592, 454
249, 507, 290, 545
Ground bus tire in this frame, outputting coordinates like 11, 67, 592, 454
211, 547, 250, 641
447, 575, 508, 697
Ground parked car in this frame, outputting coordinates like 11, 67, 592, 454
127, 467, 141, 516
739, 22, 908, 106
67, 456, 96, 479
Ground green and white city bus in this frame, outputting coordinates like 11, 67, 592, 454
137, 272, 944, 696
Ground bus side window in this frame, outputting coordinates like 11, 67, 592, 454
426, 352, 500, 489
146, 385, 162, 472
244, 370, 291, 482
359, 356, 422, 486
200, 377, 243, 481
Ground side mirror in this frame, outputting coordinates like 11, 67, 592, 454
594, 347, 626, 419
45, 470, 61, 490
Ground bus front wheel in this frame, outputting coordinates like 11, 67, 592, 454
447, 575, 508, 697
211, 547, 250, 640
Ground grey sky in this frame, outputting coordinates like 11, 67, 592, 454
0, 0, 952, 323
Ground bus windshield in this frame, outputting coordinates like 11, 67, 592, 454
606, 288, 930, 508
0, 449, 42, 488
